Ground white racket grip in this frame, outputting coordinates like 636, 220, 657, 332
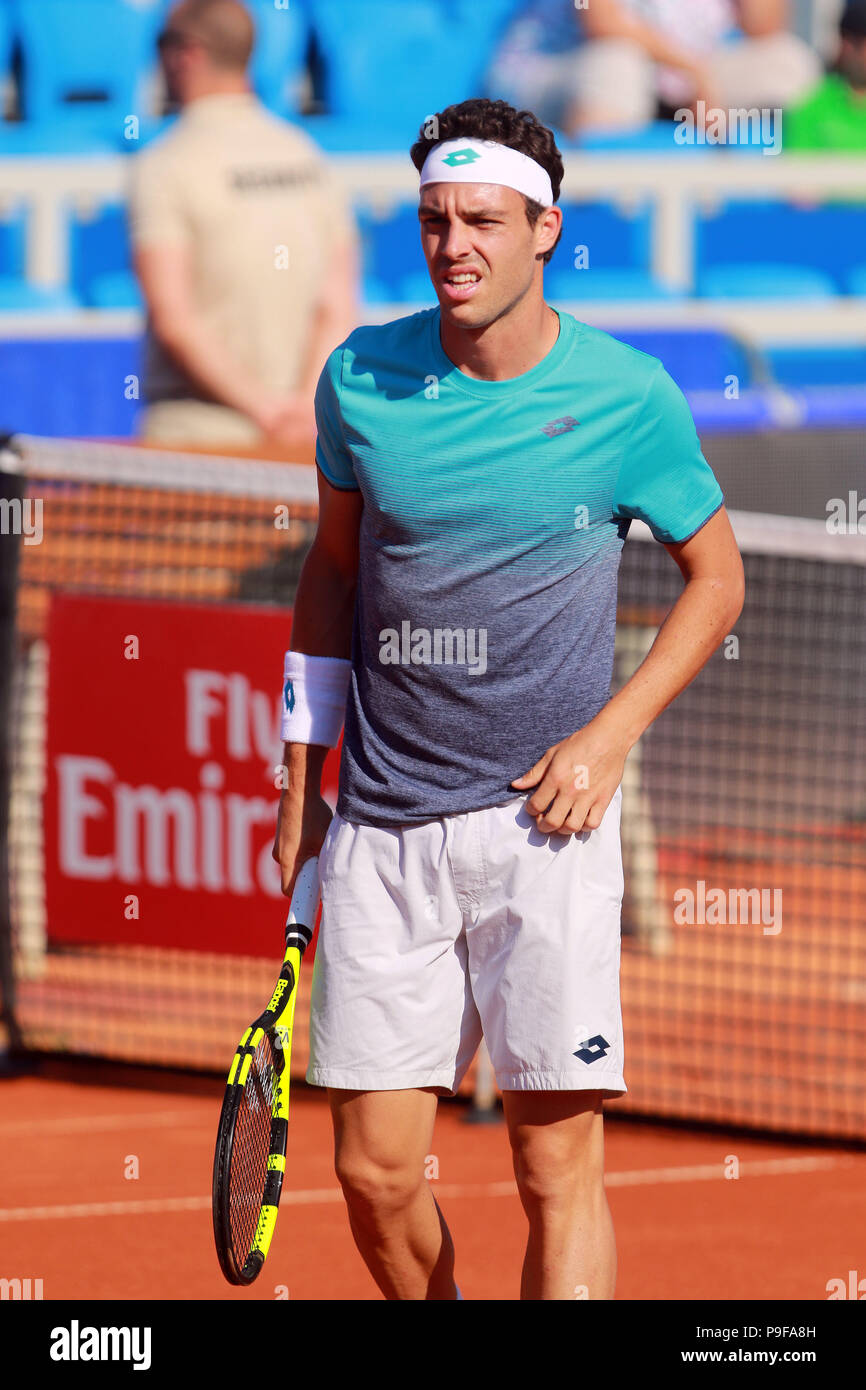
287, 856, 320, 937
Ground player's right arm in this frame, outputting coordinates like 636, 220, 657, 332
272, 470, 362, 897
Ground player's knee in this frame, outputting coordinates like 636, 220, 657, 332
512, 1136, 604, 1215
335, 1153, 422, 1225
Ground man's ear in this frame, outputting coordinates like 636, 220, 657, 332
536, 205, 563, 261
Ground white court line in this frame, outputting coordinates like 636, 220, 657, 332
0, 1195, 214, 1223
0, 1192, 341, 1223
0, 1155, 852, 1223
0, 1110, 197, 1139
604, 1155, 849, 1186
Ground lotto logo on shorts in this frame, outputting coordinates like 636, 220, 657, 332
573, 1035, 610, 1063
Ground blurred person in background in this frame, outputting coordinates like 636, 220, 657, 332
793, 0, 851, 62
784, 0, 866, 147
129, 0, 358, 449
488, 0, 821, 135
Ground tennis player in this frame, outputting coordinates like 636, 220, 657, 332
273, 98, 745, 1301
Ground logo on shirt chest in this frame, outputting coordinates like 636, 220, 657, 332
541, 416, 580, 438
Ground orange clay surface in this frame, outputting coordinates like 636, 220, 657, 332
1, 1067, 863, 1301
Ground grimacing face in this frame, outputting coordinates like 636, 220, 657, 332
418, 182, 559, 330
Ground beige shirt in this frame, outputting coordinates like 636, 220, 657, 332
128, 93, 354, 406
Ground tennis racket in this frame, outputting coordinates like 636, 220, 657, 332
212, 856, 320, 1286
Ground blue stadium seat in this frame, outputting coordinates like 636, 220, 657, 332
87, 271, 143, 310
0, 278, 80, 311
600, 327, 773, 431
451, 0, 524, 96
546, 268, 681, 300
684, 388, 780, 432
766, 344, 866, 387
0, 121, 117, 156
14, 0, 164, 134
547, 200, 676, 299
610, 327, 758, 393
356, 204, 428, 302
0, 204, 26, 280
0, 0, 14, 83
247, 0, 311, 117
555, 199, 652, 272
696, 263, 837, 300
68, 203, 132, 306
116, 114, 178, 154
310, 0, 476, 129
795, 386, 866, 427
297, 113, 420, 151
696, 201, 866, 293
396, 272, 435, 303
845, 265, 866, 297
361, 274, 397, 305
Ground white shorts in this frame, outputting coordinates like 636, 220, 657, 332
307, 789, 626, 1096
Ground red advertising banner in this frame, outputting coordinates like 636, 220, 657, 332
45, 594, 340, 956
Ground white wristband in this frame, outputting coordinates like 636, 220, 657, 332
281, 651, 351, 747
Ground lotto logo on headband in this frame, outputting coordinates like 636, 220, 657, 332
442, 148, 481, 167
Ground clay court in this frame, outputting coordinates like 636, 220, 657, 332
0, 1062, 861, 1301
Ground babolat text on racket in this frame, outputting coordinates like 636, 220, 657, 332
212, 856, 320, 1285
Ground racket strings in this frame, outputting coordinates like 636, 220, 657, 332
228, 1035, 278, 1260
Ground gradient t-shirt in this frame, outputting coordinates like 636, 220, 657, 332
314, 308, 723, 827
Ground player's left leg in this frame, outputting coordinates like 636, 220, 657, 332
460, 791, 627, 1299
502, 1089, 614, 1300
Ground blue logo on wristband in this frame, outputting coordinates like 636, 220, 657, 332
283, 678, 295, 714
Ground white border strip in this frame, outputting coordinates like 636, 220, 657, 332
0, 435, 320, 504
627, 511, 866, 564
3, 437, 864, 563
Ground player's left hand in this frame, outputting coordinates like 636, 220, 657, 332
511, 720, 629, 835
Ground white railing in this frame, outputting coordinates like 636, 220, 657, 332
1, 150, 866, 341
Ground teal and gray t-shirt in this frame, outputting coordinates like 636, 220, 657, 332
314, 307, 723, 827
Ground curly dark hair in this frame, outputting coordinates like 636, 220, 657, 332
410, 98, 564, 265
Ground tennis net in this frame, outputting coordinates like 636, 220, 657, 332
1, 434, 864, 1140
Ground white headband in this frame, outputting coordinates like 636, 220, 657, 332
419, 138, 554, 207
